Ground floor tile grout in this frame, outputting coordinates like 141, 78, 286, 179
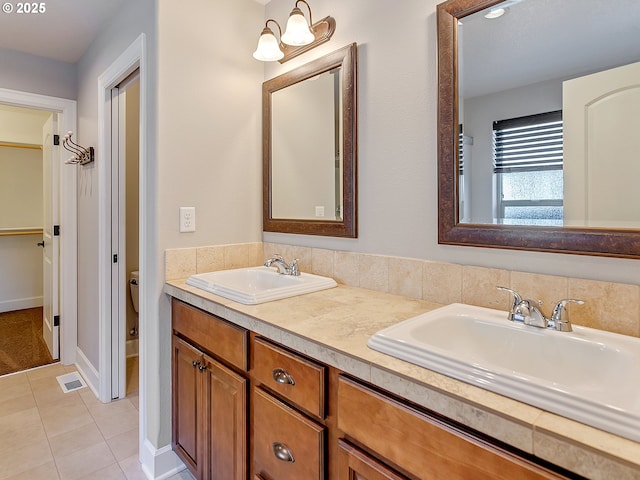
0, 360, 192, 480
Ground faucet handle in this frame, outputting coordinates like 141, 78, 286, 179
496, 286, 523, 321
549, 299, 584, 331
290, 259, 300, 276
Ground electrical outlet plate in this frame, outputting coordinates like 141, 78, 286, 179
179, 207, 196, 232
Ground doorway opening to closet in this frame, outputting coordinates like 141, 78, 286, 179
0, 104, 61, 376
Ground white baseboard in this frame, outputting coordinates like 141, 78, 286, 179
0, 296, 43, 313
140, 439, 186, 480
74, 347, 100, 400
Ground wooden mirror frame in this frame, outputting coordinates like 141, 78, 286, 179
437, 0, 640, 258
263, 43, 358, 238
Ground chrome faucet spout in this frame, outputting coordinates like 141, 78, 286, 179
263, 254, 300, 276
496, 286, 584, 332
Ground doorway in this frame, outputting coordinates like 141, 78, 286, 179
95, 36, 145, 403
0, 88, 78, 369
0, 105, 56, 374
111, 71, 141, 399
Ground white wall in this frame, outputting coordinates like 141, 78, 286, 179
0, 49, 76, 100
156, 0, 264, 449
75, 0, 155, 374
0, 109, 46, 313
0, 235, 43, 312
261, 0, 640, 286
74, 0, 159, 454
0, 146, 43, 228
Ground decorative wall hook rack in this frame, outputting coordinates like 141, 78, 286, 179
62, 131, 94, 165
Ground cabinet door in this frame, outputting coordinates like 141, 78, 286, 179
337, 439, 409, 480
203, 355, 248, 480
172, 336, 205, 479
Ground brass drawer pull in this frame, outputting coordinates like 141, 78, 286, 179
272, 442, 295, 463
272, 368, 295, 385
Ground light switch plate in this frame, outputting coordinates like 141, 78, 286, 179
179, 207, 196, 232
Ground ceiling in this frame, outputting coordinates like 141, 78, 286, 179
0, 0, 127, 63
460, 0, 640, 99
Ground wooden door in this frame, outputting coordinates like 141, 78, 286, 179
203, 355, 247, 480
172, 336, 205, 479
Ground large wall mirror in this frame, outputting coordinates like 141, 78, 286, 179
263, 43, 357, 237
437, 0, 640, 257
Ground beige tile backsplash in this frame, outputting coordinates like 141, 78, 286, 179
165, 241, 640, 338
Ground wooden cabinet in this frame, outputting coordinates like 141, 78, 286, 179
172, 300, 249, 480
251, 337, 327, 480
252, 337, 326, 419
171, 297, 576, 480
172, 336, 205, 477
252, 386, 325, 480
337, 439, 409, 480
337, 375, 570, 480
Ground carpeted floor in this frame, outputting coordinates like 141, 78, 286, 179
0, 307, 55, 376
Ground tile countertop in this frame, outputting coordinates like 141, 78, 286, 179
165, 280, 640, 480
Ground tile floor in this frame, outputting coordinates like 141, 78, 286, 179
0, 360, 194, 480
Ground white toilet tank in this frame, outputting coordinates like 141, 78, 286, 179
130, 270, 139, 313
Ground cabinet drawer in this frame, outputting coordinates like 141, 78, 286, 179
253, 387, 325, 480
337, 376, 568, 480
172, 299, 248, 371
252, 337, 325, 418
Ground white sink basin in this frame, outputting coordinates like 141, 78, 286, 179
186, 266, 337, 305
368, 303, 640, 442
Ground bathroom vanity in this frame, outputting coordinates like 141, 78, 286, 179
166, 280, 640, 480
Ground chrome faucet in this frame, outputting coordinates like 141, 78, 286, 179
496, 286, 584, 332
264, 254, 300, 276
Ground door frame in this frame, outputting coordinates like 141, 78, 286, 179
0, 88, 77, 365
97, 34, 147, 403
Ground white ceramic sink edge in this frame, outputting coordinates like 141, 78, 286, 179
368, 303, 640, 442
186, 266, 337, 305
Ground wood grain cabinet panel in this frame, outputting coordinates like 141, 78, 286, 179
337, 439, 410, 480
172, 336, 205, 479
252, 337, 326, 419
172, 299, 248, 371
204, 357, 247, 480
337, 376, 570, 480
172, 334, 248, 480
171, 299, 249, 480
253, 386, 325, 480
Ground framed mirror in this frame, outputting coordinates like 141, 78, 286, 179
437, 0, 640, 258
263, 43, 357, 237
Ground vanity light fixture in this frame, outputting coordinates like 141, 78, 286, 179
253, 20, 285, 61
483, 0, 526, 19
484, 7, 506, 19
252, 0, 335, 64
